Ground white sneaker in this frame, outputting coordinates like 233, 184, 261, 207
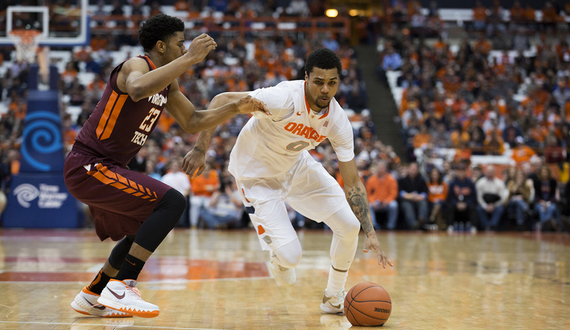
71, 287, 133, 318
321, 289, 346, 314
269, 253, 296, 286
447, 225, 454, 234
97, 279, 159, 318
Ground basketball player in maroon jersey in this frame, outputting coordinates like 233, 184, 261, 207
65, 14, 268, 318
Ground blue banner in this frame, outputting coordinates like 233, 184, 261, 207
19, 90, 65, 173
3, 174, 79, 228
3, 71, 78, 228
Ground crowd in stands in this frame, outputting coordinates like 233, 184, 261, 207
0, 0, 382, 229
374, 0, 570, 232
1, 0, 570, 233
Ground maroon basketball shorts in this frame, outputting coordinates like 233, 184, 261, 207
64, 149, 172, 241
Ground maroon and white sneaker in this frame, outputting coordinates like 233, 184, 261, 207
71, 287, 133, 317
97, 279, 159, 318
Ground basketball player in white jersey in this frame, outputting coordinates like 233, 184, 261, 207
183, 48, 392, 313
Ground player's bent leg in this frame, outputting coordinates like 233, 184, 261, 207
270, 239, 302, 286
108, 235, 135, 270
321, 206, 360, 314
98, 189, 185, 318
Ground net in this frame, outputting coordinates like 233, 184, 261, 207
9, 29, 42, 63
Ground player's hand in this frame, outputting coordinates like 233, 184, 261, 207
234, 95, 271, 115
186, 33, 217, 64
182, 147, 206, 178
363, 232, 393, 269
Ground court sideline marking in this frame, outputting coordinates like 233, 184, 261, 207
0, 320, 225, 329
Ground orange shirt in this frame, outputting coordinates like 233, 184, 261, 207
474, 40, 492, 55
427, 181, 448, 203
473, 6, 487, 21
8, 102, 27, 120
413, 132, 431, 149
190, 169, 220, 197
510, 7, 524, 21
524, 8, 535, 21
454, 148, 472, 162
542, 7, 558, 22
156, 112, 176, 133
11, 160, 20, 176
366, 174, 398, 204
63, 129, 77, 148
512, 145, 536, 164
434, 41, 447, 51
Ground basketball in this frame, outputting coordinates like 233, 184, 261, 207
344, 282, 391, 327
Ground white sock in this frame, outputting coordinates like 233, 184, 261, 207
326, 265, 349, 296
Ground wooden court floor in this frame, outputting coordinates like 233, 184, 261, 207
0, 228, 568, 330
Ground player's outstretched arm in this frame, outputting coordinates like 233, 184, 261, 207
182, 92, 252, 177
338, 159, 393, 269
118, 34, 217, 101
167, 88, 269, 135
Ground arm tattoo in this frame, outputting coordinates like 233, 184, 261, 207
346, 186, 374, 234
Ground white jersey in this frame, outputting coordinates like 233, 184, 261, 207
229, 80, 354, 179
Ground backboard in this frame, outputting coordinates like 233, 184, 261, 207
0, 0, 89, 47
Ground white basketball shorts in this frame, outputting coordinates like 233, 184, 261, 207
234, 152, 350, 251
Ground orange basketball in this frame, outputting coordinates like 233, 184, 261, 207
344, 282, 391, 326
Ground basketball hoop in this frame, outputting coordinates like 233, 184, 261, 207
9, 29, 41, 63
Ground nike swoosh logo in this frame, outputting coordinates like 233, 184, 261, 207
83, 297, 106, 310
108, 288, 125, 299
127, 259, 136, 266
296, 111, 302, 116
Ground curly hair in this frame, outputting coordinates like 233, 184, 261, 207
138, 14, 185, 52
305, 48, 342, 77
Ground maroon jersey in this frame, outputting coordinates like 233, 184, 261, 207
75, 55, 169, 165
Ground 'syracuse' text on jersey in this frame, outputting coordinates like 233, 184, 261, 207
229, 80, 354, 178
74, 55, 168, 165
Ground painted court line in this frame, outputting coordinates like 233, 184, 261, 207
0, 276, 274, 284
0, 321, 225, 329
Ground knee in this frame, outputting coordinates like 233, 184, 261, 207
161, 189, 187, 213
274, 240, 302, 268
343, 216, 361, 238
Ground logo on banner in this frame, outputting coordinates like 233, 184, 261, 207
14, 183, 68, 208
21, 111, 63, 172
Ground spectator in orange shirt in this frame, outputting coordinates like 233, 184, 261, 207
510, 0, 525, 25
433, 35, 447, 54
189, 160, 220, 228
524, 4, 535, 25
541, 2, 558, 30
413, 125, 431, 149
484, 130, 505, 155
62, 114, 77, 153
474, 33, 492, 56
174, 0, 189, 11
473, 1, 487, 30
366, 160, 399, 230
427, 168, 447, 228
511, 136, 537, 164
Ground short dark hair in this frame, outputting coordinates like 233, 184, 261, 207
305, 48, 342, 77
138, 14, 185, 52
